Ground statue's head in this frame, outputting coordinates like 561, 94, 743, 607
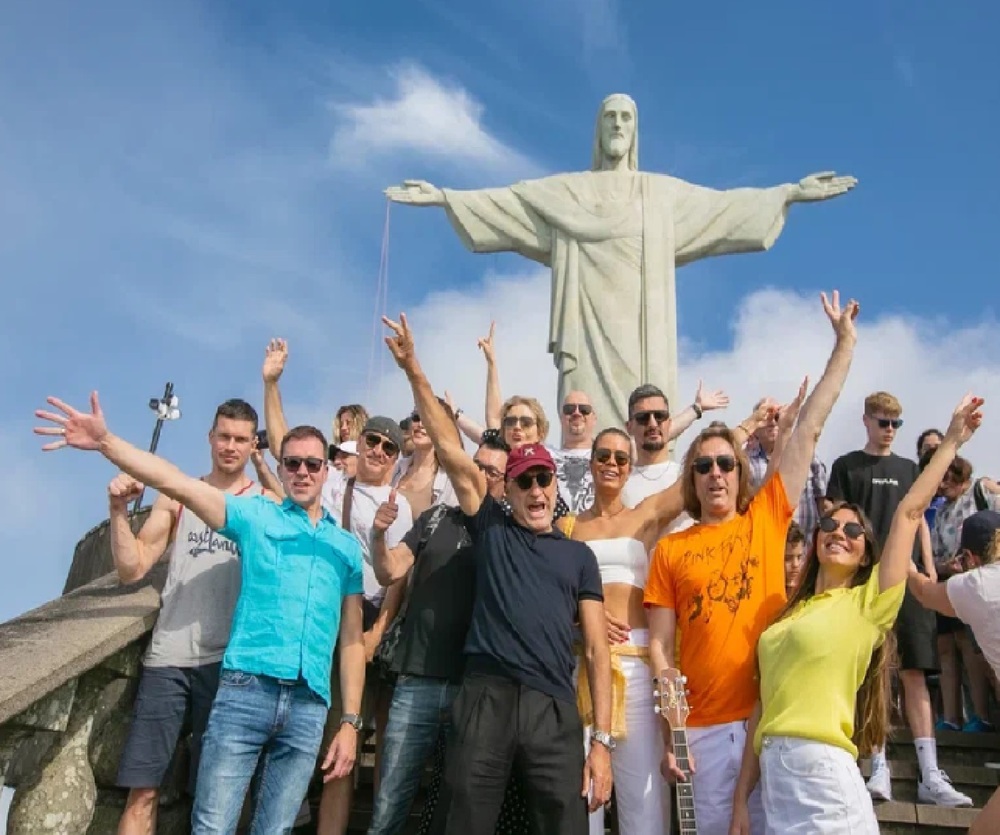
591, 93, 638, 171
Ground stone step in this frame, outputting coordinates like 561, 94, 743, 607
887, 728, 1000, 766
861, 759, 998, 806
874, 800, 980, 831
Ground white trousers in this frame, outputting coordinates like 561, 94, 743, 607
687, 719, 764, 835
760, 736, 878, 834
581, 631, 670, 835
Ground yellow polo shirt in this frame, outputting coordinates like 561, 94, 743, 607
754, 568, 904, 757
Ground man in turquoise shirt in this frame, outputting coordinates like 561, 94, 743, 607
34, 393, 366, 834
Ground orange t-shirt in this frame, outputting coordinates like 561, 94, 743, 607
644, 474, 793, 727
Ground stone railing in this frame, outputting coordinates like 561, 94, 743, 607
0, 513, 195, 834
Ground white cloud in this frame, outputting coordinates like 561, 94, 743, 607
329, 64, 540, 178
365, 277, 1000, 473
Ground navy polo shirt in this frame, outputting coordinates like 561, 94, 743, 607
463, 495, 603, 703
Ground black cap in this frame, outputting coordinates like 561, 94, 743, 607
960, 510, 1000, 557
361, 416, 405, 452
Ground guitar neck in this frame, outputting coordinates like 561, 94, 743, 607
671, 728, 697, 834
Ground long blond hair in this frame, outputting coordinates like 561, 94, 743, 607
775, 502, 897, 756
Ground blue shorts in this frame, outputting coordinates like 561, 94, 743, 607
116, 662, 221, 793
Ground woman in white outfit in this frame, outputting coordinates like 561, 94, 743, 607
562, 427, 686, 835
729, 395, 984, 835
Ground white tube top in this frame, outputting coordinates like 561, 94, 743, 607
585, 537, 648, 589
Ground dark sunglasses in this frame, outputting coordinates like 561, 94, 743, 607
818, 516, 865, 540
875, 418, 903, 429
364, 433, 400, 457
503, 415, 537, 429
562, 403, 593, 416
409, 412, 421, 424
282, 456, 324, 474
594, 448, 630, 467
632, 409, 670, 425
512, 470, 554, 491
692, 454, 738, 475
475, 459, 504, 481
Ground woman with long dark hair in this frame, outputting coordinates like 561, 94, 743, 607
729, 394, 984, 834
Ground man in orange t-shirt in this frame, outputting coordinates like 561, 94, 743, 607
645, 291, 860, 835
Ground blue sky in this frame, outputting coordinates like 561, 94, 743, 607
4, 0, 1000, 621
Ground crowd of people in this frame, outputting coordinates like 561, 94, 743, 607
32, 288, 1000, 835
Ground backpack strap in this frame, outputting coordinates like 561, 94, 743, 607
341, 477, 356, 530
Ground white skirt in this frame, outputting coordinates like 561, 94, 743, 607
760, 736, 878, 834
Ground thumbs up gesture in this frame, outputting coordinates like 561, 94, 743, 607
373, 488, 399, 535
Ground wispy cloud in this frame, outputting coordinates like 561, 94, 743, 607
329, 63, 541, 178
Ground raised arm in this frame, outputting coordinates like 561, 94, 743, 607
886, 395, 983, 591
667, 381, 730, 442
262, 338, 291, 456
479, 323, 503, 430
778, 291, 858, 501
107, 474, 178, 585
384, 314, 486, 516
35, 392, 227, 529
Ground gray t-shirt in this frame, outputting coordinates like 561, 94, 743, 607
144, 482, 261, 668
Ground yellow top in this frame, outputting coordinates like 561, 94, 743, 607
754, 567, 904, 758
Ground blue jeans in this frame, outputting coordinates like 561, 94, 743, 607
368, 675, 459, 835
191, 670, 327, 834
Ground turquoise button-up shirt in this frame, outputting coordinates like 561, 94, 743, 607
219, 494, 364, 705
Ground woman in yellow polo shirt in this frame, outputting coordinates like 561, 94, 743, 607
729, 394, 984, 834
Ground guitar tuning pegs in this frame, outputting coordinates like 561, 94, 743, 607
653, 705, 661, 714
653, 689, 660, 698
681, 675, 687, 684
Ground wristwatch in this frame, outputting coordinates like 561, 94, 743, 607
591, 730, 617, 751
340, 713, 363, 731
692, 402, 704, 420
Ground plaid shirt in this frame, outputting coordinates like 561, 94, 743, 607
746, 440, 828, 536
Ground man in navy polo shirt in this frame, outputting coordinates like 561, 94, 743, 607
33, 393, 366, 834
382, 314, 613, 835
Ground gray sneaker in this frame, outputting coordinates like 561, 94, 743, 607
917, 770, 973, 807
867, 761, 892, 801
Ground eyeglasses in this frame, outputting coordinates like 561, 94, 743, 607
562, 403, 593, 416
818, 516, 865, 540
475, 459, 504, 481
874, 417, 904, 429
692, 454, 738, 475
631, 410, 670, 425
282, 456, 325, 474
409, 412, 421, 424
364, 433, 400, 457
512, 470, 554, 491
594, 448, 630, 467
503, 415, 537, 430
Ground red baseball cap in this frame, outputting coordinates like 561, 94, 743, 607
504, 444, 556, 480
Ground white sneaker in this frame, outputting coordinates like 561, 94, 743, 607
917, 770, 974, 807
867, 761, 892, 801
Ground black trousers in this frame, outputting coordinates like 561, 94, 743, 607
430, 670, 587, 835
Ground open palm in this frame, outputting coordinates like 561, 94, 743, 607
947, 395, 984, 445
34, 392, 108, 452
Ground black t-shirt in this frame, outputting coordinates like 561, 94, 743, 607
462, 495, 604, 704
827, 450, 920, 548
396, 505, 477, 681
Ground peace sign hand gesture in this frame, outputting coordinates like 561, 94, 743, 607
382, 313, 418, 373
820, 290, 859, 344
34, 391, 109, 452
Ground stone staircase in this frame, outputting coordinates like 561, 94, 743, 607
290, 728, 999, 834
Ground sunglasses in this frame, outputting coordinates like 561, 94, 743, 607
562, 403, 593, 416
818, 516, 865, 540
409, 412, 421, 424
512, 470, 554, 491
874, 417, 904, 429
631, 409, 670, 425
594, 448, 630, 467
475, 459, 504, 481
282, 456, 325, 474
364, 433, 400, 457
503, 415, 537, 429
692, 454, 738, 475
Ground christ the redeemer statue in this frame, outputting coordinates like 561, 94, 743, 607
386, 93, 856, 427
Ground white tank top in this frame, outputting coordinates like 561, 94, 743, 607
585, 537, 648, 589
